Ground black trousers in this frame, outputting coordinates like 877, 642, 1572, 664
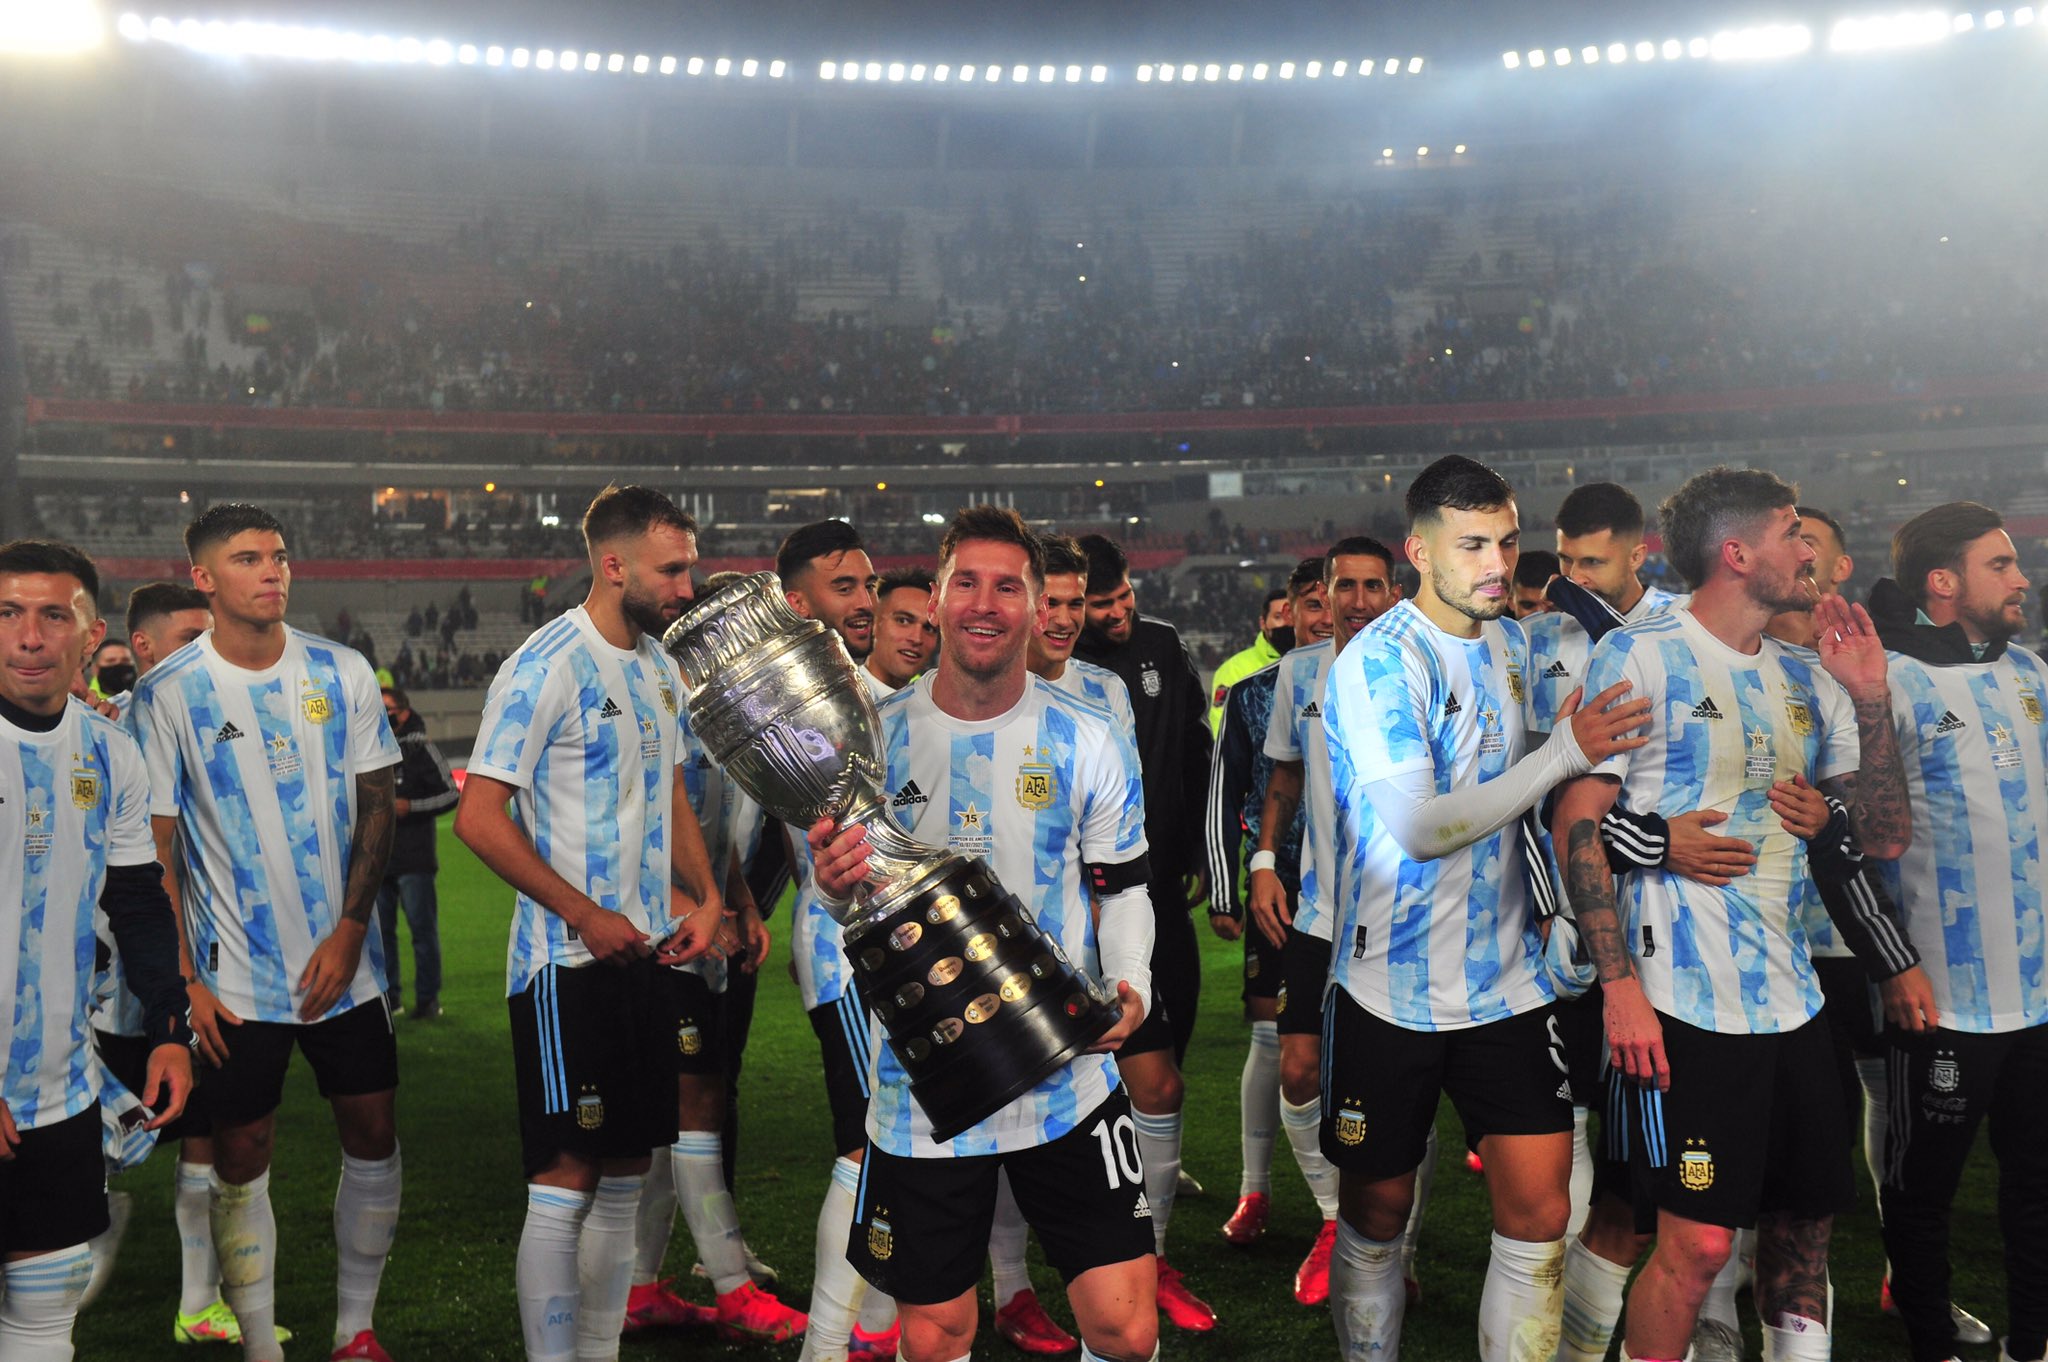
1878, 1022, 2048, 1362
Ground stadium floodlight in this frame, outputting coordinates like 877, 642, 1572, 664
1180, 62, 1197, 79
1038, 63, 1055, 82
1015, 63, 1031, 81
1660, 38, 1682, 58
395, 35, 421, 61
1527, 48, 1546, 66
1383, 57, 1400, 73
1227, 61, 1243, 79
658, 54, 675, 73
512, 46, 529, 66
907, 62, 923, 79
1417, 145, 1429, 156
1, 0, 103, 52
1688, 36, 1709, 56
1502, 50, 1521, 67
1066, 63, 1081, 81
485, 43, 504, 64
958, 62, 975, 79
630, 53, 647, 72
1635, 40, 1655, 59
1830, 9, 1951, 50
1250, 61, 1268, 77
714, 56, 731, 75
1554, 46, 1572, 63
116, 11, 145, 40
1582, 44, 1601, 62
1985, 9, 2006, 26
458, 42, 479, 63
742, 57, 759, 75
886, 60, 904, 80
769, 58, 785, 76
1137, 62, 1153, 79
582, 51, 599, 70
1455, 143, 1467, 152
1332, 59, 1348, 75
534, 46, 553, 68
1952, 11, 1975, 29
1607, 41, 1628, 61
427, 38, 455, 63
1709, 24, 1812, 59
1408, 55, 1424, 72
1157, 62, 1174, 80
685, 55, 703, 74
1278, 60, 1295, 76
605, 52, 623, 72
1090, 63, 1106, 80
1202, 62, 1220, 79
1304, 59, 1321, 76
819, 59, 837, 78
867, 60, 883, 79
2017, 6, 2035, 24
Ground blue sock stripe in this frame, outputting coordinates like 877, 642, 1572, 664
853, 1149, 872, 1221
528, 1187, 591, 1212
674, 1130, 722, 1157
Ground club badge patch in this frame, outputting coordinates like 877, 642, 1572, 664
866, 1213, 894, 1261
1015, 764, 1056, 811
1679, 1139, 1714, 1191
575, 1088, 605, 1130
1335, 1102, 1367, 1147
70, 768, 101, 810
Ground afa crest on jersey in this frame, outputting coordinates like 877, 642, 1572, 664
575, 1088, 605, 1130
678, 1024, 703, 1056
1679, 1140, 1714, 1191
1506, 664, 1525, 705
301, 687, 334, 724
70, 767, 101, 811
1015, 764, 1056, 811
1929, 1051, 1960, 1093
866, 1213, 894, 1261
1141, 664, 1162, 698
2022, 690, 2046, 725
1335, 1103, 1367, 1147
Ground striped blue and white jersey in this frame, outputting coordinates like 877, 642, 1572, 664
1264, 639, 1338, 943
792, 667, 896, 1012
87, 704, 153, 1039
131, 628, 399, 1025
1876, 645, 2048, 1034
1325, 601, 1552, 1031
1585, 607, 1857, 1034
472, 607, 688, 996
866, 673, 1148, 1157
1048, 659, 1138, 746
1524, 585, 1684, 736
2, 702, 155, 1129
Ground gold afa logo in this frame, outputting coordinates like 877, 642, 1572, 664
70, 770, 101, 811
302, 690, 334, 724
575, 1090, 605, 1130
1015, 765, 1056, 811
1679, 1143, 1714, 1191
866, 1214, 894, 1261
1335, 1104, 1367, 1147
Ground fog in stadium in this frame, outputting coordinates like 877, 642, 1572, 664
2, 0, 2044, 1357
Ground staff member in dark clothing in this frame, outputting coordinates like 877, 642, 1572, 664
378, 687, 458, 1019
1074, 532, 1220, 1332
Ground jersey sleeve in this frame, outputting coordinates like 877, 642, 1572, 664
1584, 632, 1647, 783
345, 653, 402, 774
1081, 712, 1149, 866
1206, 684, 1255, 914
471, 656, 569, 790
1812, 668, 1860, 783
104, 728, 157, 868
129, 680, 187, 819
1332, 633, 1436, 782
1263, 655, 1303, 762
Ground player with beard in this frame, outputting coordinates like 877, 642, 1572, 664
1867, 503, 2046, 1362
1553, 468, 1913, 1362
1320, 459, 1651, 1361
457, 486, 735, 1362
1073, 534, 1217, 1333
867, 569, 938, 692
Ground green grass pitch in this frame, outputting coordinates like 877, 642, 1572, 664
75, 827, 2003, 1359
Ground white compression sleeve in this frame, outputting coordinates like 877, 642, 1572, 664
1362, 721, 1589, 862
1094, 884, 1155, 1016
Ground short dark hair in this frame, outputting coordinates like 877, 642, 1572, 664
127, 581, 210, 640
939, 506, 1046, 587
876, 566, 936, 598
1039, 534, 1089, 580
1259, 586, 1288, 613
92, 638, 130, 660
1075, 534, 1129, 597
1797, 505, 1848, 553
0, 539, 100, 607
184, 502, 285, 561
1657, 466, 1800, 590
1288, 556, 1325, 597
703, 570, 750, 593
1893, 501, 2006, 609
1555, 483, 1646, 539
1405, 456, 1515, 532
776, 520, 866, 586
1515, 549, 1561, 590
380, 684, 411, 710
582, 484, 697, 553
1324, 535, 1397, 583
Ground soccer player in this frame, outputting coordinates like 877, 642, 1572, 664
810, 505, 1159, 1362
867, 568, 938, 692
1206, 587, 1290, 734
1512, 549, 1561, 620
780, 520, 878, 667
454, 485, 732, 1362
1868, 502, 2046, 1362
1208, 557, 1320, 1252
1552, 467, 1913, 1362
1247, 540, 1411, 1308
1319, 457, 1651, 1360
1074, 533, 1216, 1331
0, 540, 193, 1361
131, 503, 407, 1362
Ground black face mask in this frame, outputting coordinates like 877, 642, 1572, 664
1266, 626, 1297, 655
95, 663, 137, 696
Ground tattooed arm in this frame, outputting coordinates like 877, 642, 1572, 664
298, 765, 397, 1021
1554, 772, 1670, 1090
1812, 594, 1911, 859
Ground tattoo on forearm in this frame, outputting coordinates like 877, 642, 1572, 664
1755, 1213, 1832, 1326
1566, 819, 1635, 985
1843, 696, 1912, 854
342, 768, 397, 925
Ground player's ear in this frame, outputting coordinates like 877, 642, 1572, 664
1834, 552, 1854, 588
1404, 532, 1429, 576
1628, 539, 1648, 572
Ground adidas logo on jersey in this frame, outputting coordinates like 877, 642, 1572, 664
1690, 697, 1725, 720
598, 697, 623, 719
1443, 694, 1462, 716
1934, 709, 1967, 735
891, 780, 930, 808
214, 720, 245, 744
1543, 660, 1571, 678
1301, 701, 1322, 719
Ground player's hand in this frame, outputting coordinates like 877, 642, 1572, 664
1208, 913, 1242, 942
1184, 869, 1210, 912
0, 1098, 17, 1161
187, 978, 243, 1067
653, 885, 723, 966
808, 817, 871, 901
1560, 682, 1653, 763
1769, 775, 1830, 841
1814, 595, 1891, 701
577, 905, 653, 966
299, 919, 368, 1021
142, 1043, 195, 1129
1247, 867, 1294, 949
1085, 980, 1146, 1053
89, 696, 122, 720
1665, 810, 1757, 887
1602, 976, 1670, 1091
1881, 966, 1941, 1033
737, 906, 770, 973
394, 798, 413, 818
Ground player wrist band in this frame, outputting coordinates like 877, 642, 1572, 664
1248, 850, 1278, 873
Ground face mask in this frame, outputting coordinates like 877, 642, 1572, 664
95, 664, 137, 696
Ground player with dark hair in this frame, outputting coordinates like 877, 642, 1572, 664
779, 521, 877, 665
868, 568, 938, 692
1074, 532, 1218, 1332
1513, 550, 1560, 620
1206, 586, 1291, 734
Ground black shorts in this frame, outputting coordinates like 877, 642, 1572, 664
1276, 926, 1334, 1037
1558, 985, 1606, 1110
0, 1106, 109, 1254
663, 968, 723, 1078
1320, 989, 1573, 1179
809, 992, 878, 1158
1815, 956, 1883, 1059
847, 1088, 1155, 1305
1121, 905, 1198, 1060
1618, 1010, 1853, 1230
509, 959, 677, 1179
95, 1028, 211, 1141
206, 998, 400, 1126
1241, 897, 1288, 1004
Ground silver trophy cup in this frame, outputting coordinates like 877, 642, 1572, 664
663, 572, 1121, 1142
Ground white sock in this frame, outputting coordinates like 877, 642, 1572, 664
1331, 1218, 1406, 1360
1700, 1235, 1743, 1337
798, 1157, 867, 1362
1132, 1107, 1180, 1256
175, 1161, 221, 1315
855, 1284, 895, 1334
1761, 1316, 1830, 1361
212, 1171, 282, 1362
80, 1188, 131, 1309
1557, 1236, 1632, 1362
576, 1175, 642, 1361
334, 1145, 402, 1344
1280, 1094, 1340, 1220
672, 1131, 749, 1295
1238, 1021, 1280, 1196
1478, 1232, 1566, 1362
1856, 1055, 1888, 1209
631, 1146, 677, 1286
518, 1186, 592, 1362
1402, 1125, 1438, 1278
1567, 1108, 1594, 1240
0, 1244, 94, 1362
989, 1167, 1032, 1305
